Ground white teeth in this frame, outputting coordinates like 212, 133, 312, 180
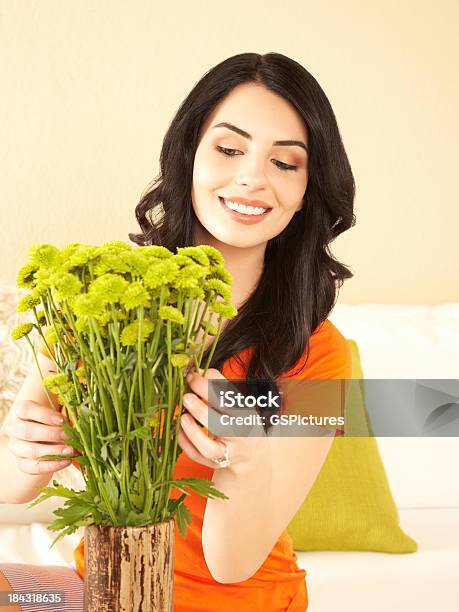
223, 199, 268, 216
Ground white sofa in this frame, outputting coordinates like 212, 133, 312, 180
298, 304, 459, 612
1, 292, 458, 611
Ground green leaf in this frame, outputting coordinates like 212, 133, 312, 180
167, 492, 187, 515
73, 454, 90, 467
103, 472, 119, 513
26, 482, 79, 510
36, 453, 73, 461
47, 516, 95, 550
125, 510, 151, 526
98, 431, 120, 442
171, 477, 229, 501
78, 404, 98, 418
53, 501, 90, 524
175, 501, 192, 538
111, 441, 122, 461
127, 426, 151, 441
61, 422, 84, 452
117, 496, 129, 523
128, 493, 144, 509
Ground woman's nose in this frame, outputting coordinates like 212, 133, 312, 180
235, 156, 268, 190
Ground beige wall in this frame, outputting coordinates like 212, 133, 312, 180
0, 0, 457, 303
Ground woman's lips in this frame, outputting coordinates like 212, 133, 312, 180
219, 197, 272, 225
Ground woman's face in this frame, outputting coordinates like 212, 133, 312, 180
191, 82, 309, 249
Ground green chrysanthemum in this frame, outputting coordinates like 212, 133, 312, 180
28, 244, 60, 268
75, 366, 86, 382
208, 265, 233, 286
204, 278, 231, 302
34, 268, 54, 295
17, 292, 41, 313
185, 263, 207, 281
35, 310, 46, 325
92, 252, 132, 277
197, 245, 225, 266
164, 288, 179, 305
94, 312, 111, 326
75, 316, 90, 334
60, 244, 98, 271
120, 282, 151, 311
44, 326, 58, 346
43, 373, 71, 393
17, 263, 39, 289
89, 274, 129, 304
199, 320, 219, 336
71, 293, 106, 318
172, 274, 199, 291
158, 305, 185, 325
50, 272, 83, 301
58, 243, 81, 260
11, 323, 34, 341
173, 254, 195, 268
138, 245, 173, 259
120, 318, 155, 346
170, 353, 190, 368
181, 286, 205, 300
144, 259, 179, 289
209, 302, 238, 319
120, 251, 149, 276
101, 241, 131, 252
171, 263, 206, 292
176, 246, 210, 267
59, 385, 79, 407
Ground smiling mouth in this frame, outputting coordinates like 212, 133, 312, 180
218, 197, 271, 216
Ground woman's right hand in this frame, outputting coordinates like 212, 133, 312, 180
4, 400, 76, 475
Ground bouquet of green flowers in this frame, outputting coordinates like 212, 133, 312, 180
11, 241, 237, 546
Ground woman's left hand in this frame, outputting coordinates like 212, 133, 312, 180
178, 368, 268, 473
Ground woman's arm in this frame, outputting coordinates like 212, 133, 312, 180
180, 367, 344, 584
202, 432, 334, 584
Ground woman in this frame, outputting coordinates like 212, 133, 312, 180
0, 51, 355, 611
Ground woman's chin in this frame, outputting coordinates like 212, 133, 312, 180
208, 231, 267, 249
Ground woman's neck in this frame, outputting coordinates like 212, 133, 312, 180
193, 223, 266, 309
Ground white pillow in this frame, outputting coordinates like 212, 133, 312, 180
330, 304, 459, 509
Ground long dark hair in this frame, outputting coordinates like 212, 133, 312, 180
129, 52, 356, 382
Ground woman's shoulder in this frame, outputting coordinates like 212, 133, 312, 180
286, 318, 352, 380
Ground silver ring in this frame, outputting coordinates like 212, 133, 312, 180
211, 441, 230, 468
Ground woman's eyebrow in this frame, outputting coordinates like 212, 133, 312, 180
211, 122, 308, 153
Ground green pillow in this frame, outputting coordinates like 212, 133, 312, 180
286, 339, 417, 553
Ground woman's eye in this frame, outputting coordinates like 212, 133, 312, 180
216, 146, 297, 172
216, 146, 241, 157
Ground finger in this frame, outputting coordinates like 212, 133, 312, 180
180, 415, 227, 462
9, 438, 76, 461
177, 427, 202, 462
186, 368, 226, 402
13, 420, 69, 444
186, 370, 246, 419
16, 456, 72, 475
177, 426, 222, 469
15, 400, 64, 426
182, 393, 209, 429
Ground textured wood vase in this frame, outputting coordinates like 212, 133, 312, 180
84, 518, 174, 612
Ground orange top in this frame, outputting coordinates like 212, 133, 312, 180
39, 319, 351, 611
